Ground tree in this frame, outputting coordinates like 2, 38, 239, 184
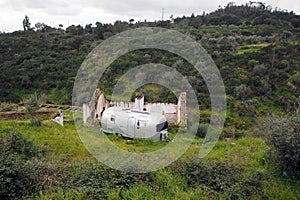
84, 24, 93, 34
23, 15, 31, 31
129, 19, 134, 24
66, 25, 84, 35
170, 14, 174, 23
23, 93, 43, 126
20, 75, 32, 89
94, 22, 104, 39
24, 93, 39, 116
35, 22, 49, 32
70, 36, 83, 52
113, 21, 128, 33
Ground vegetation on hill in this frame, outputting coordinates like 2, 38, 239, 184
0, 1, 299, 199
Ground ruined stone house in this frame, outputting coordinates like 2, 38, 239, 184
83, 89, 186, 127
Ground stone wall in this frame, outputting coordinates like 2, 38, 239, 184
83, 89, 187, 126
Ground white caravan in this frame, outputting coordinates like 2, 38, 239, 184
100, 107, 168, 141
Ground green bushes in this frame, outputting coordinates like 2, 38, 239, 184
69, 162, 155, 199
110, 160, 265, 199
0, 153, 36, 199
234, 84, 253, 100
33, 189, 90, 200
289, 72, 300, 88
181, 160, 265, 199
196, 124, 209, 138
0, 120, 299, 199
0, 130, 44, 199
24, 93, 44, 126
0, 129, 41, 158
30, 117, 43, 126
262, 109, 300, 179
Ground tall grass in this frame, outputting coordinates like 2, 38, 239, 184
1, 119, 299, 199
0, 120, 91, 163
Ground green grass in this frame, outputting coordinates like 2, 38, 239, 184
32, 189, 90, 200
1, 119, 300, 199
263, 179, 300, 199
0, 120, 91, 163
108, 168, 220, 200
106, 134, 169, 153
236, 42, 270, 55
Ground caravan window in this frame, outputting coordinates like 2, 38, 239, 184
156, 121, 168, 132
138, 120, 146, 127
110, 115, 115, 122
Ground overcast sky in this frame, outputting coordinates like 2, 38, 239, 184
0, 0, 299, 32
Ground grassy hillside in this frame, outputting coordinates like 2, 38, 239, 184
0, 2, 299, 106
0, 2, 300, 199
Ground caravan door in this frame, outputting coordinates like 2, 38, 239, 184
127, 117, 136, 138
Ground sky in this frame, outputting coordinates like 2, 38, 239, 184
0, 0, 299, 32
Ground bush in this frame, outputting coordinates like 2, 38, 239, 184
180, 160, 264, 199
30, 117, 43, 127
0, 130, 53, 199
69, 162, 155, 199
0, 130, 41, 199
0, 154, 58, 200
263, 109, 300, 179
196, 124, 209, 138
24, 93, 39, 115
0, 129, 41, 158
234, 84, 253, 100
0, 153, 35, 199
289, 72, 300, 88
32, 189, 90, 200
253, 64, 267, 75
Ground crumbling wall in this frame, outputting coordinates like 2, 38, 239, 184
83, 89, 187, 126
145, 103, 177, 123
83, 103, 91, 124
109, 101, 135, 109
135, 94, 144, 110
177, 92, 187, 127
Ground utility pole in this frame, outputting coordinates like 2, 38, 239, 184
162, 8, 164, 21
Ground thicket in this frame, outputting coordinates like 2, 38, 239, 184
0, 130, 45, 199
262, 108, 300, 179
180, 160, 265, 199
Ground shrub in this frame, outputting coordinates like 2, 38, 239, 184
289, 72, 300, 88
234, 84, 253, 100
69, 162, 155, 199
0, 130, 46, 199
30, 117, 43, 127
24, 93, 39, 115
253, 64, 267, 75
262, 109, 300, 179
32, 189, 90, 200
0, 130, 58, 199
0, 153, 36, 199
180, 160, 264, 199
0, 155, 59, 200
0, 129, 41, 158
196, 124, 209, 138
